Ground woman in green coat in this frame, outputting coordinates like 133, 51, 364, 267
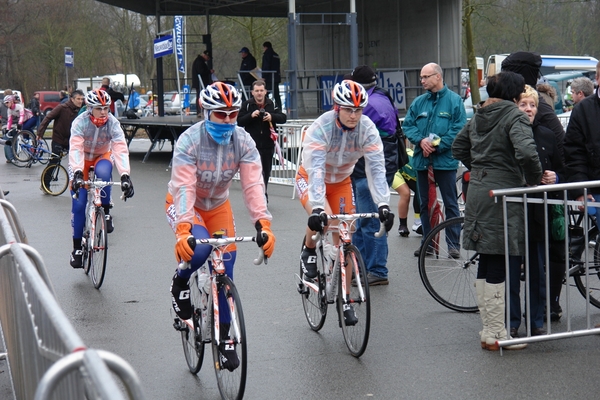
452, 71, 542, 351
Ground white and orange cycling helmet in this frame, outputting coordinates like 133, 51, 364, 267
332, 80, 368, 108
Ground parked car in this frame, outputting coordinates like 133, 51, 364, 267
164, 91, 197, 115
544, 70, 595, 114
34, 91, 62, 116
463, 86, 489, 119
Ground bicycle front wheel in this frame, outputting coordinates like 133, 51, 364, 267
89, 207, 108, 289
12, 130, 36, 162
40, 163, 68, 195
211, 275, 247, 400
299, 238, 327, 331
419, 217, 478, 312
573, 235, 600, 309
181, 271, 205, 374
338, 244, 370, 357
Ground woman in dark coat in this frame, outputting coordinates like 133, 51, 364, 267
452, 71, 542, 351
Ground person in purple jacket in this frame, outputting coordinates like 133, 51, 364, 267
349, 66, 399, 286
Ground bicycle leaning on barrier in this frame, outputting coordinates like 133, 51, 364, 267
296, 212, 387, 357
417, 196, 600, 314
173, 231, 267, 400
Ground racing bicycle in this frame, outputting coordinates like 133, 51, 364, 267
296, 213, 386, 357
173, 233, 266, 400
74, 166, 124, 289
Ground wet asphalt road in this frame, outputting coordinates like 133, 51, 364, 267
2, 139, 600, 400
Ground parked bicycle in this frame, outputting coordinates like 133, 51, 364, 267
173, 233, 266, 400
296, 212, 385, 357
40, 150, 69, 196
417, 207, 600, 313
74, 166, 124, 289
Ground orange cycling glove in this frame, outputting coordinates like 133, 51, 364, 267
175, 222, 195, 262
255, 219, 276, 258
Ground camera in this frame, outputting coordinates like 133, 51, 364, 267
259, 108, 265, 119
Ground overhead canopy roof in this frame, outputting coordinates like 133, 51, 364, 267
97, 0, 307, 18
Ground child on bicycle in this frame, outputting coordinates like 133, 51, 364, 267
296, 80, 394, 325
3, 94, 37, 162
167, 82, 275, 371
69, 89, 135, 268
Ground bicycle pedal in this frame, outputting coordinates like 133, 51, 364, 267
297, 283, 308, 295
173, 318, 187, 331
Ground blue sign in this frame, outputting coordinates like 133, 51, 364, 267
65, 50, 74, 67
182, 84, 190, 108
319, 71, 406, 111
153, 35, 174, 58
319, 75, 345, 111
174, 16, 185, 73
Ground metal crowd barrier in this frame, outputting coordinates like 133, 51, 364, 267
490, 181, 600, 352
0, 195, 145, 399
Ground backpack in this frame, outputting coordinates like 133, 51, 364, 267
372, 87, 408, 168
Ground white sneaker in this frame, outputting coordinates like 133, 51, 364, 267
412, 221, 423, 235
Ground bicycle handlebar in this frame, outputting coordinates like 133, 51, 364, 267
72, 181, 126, 200
178, 236, 267, 271
311, 212, 386, 241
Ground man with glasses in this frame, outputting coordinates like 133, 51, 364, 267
295, 80, 394, 324
69, 90, 135, 268
403, 63, 466, 258
238, 80, 287, 200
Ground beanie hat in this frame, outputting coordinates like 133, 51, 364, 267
501, 52, 542, 86
351, 66, 377, 85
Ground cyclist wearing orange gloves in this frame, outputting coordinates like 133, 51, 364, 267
167, 82, 275, 367
296, 80, 393, 324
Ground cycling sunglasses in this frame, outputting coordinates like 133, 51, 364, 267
212, 109, 239, 119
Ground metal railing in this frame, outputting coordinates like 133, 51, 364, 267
490, 181, 600, 352
0, 194, 145, 399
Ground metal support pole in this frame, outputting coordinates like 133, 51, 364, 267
350, 1, 358, 68
288, 7, 297, 119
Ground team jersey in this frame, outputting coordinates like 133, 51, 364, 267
300, 110, 390, 209
69, 112, 130, 176
6, 103, 34, 129
167, 121, 271, 226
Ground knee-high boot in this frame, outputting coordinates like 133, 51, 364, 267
476, 279, 488, 349
484, 282, 527, 351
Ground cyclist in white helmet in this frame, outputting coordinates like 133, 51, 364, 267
167, 82, 275, 371
295, 80, 394, 324
69, 89, 134, 268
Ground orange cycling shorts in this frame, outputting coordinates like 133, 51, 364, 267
295, 165, 356, 214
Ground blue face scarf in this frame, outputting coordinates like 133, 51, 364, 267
205, 120, 236, 145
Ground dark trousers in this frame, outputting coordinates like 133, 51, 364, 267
257, 147, 274, 191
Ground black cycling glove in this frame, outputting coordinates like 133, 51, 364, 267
72, 170, 84, 193
308, 208, 327, 232
378, 205, 394, 232
121, 174, 134, 200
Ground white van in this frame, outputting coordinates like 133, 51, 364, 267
484, 54, 598, 80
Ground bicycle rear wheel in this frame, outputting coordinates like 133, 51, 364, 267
338, 244, 370, 357
298, 237, 327, 331
181, 271, 205, 374
419, 217, 478, 312
89, 207, 108, 289
36, 138, 50, 165
573, 234, 600, 309
12, 130, 36, 162
40, 163, 68, 195
211, 275, 247, 400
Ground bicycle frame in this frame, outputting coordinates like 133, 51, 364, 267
308, 213, 385, 306
184, 236, 265, 345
